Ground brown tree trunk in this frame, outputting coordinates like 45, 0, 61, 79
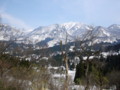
65, 55, 69, 90
85, 61, 90, 90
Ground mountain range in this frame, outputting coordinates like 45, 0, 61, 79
0, 22, 120, 47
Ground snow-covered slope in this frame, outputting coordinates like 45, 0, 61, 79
107, 24, 120, 39
0, 24, 23, 41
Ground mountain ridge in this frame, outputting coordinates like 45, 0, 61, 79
0, 22, 120, 47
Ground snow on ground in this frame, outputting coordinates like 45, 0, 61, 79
52, 70, 75, 80
53, 74, 65, 78
68, 70, 75, 80
48, 66, 59, 70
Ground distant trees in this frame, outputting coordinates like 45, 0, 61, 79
105, 54, 120, 72
105, 54, 120, 90
91, 59, 109, 90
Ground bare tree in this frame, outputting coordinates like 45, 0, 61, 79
60, 32, 69, 90
74, 29, 101, 90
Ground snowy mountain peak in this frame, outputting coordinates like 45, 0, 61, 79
61, 22, 83, 29
108, 24, 120, 29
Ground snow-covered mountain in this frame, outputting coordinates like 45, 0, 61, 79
25, 22, 120, 47
1, 22, 120, 47
25, 22, 94, 46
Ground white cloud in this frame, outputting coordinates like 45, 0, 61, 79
0, 11, 32, 29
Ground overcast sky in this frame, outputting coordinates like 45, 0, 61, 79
0, 0, 120, 30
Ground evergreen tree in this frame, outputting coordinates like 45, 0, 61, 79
74, 60, 85, 84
